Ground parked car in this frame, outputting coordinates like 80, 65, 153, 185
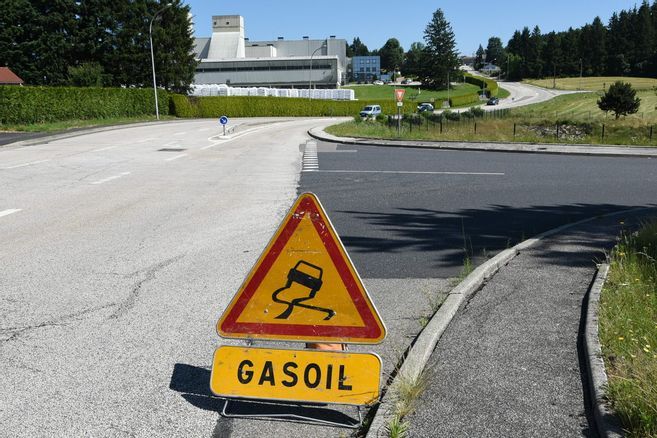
417, 103, 434, 113
373, 80, 384, 85
487, 97, 500, 105
359, 105, 382, 118
401, 79, 412, 85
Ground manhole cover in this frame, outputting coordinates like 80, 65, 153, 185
158, 148, 186, 152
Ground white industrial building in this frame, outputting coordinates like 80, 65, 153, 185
194, 15, 348, 88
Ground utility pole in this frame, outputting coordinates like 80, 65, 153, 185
579, 58, 583, 91
149, 3, 171, 120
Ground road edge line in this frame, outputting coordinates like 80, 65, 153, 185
366, 207, 651, 438
585, 264, 624, 438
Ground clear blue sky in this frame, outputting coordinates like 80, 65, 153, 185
187, 0, 642, 56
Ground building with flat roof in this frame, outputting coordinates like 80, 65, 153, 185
194, 15, 347, 88
351, 56, 381, 83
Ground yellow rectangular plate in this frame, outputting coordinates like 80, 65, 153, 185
210, 346, 381, 406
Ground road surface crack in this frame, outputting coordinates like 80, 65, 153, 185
0, 302, 117, 343
109, 254, 184, 319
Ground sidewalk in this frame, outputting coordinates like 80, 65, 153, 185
399, 211, 655, 437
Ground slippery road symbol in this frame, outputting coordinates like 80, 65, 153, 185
272, 261, 336, 320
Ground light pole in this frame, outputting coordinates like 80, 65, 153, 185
309, 41, 327, 99
149, 3, 171, 120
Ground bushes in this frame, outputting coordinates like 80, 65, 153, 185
449, 93, 480, 107
169, 94, 398, 118
464, 73, 499, 97
0, 86, 168, 124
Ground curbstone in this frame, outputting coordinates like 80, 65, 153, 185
585, 264, 625, 438
308, 127, 657, 159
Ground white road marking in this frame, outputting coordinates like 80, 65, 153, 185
302, 141, 319, 171
200, 144, 216, 150
306, 170, 505, 176
4, 159, 50, 169
199, 128, 211, 132
173, 132, 187, 136
92, 146, 117, 152
91, 172, 131, 185
0, 209, 22, 218
165, 153, 188, 162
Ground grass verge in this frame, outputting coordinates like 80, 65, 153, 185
599, 220, 657, 437
524, 76, 657, 91
0, 115, 175, 133
324, 90, 657, 147
385, 372, 428, 438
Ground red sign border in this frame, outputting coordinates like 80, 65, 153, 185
218, 194, 385, 343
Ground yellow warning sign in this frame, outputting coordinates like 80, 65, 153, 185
210, 346, 382, 405
217, 193, 386, 344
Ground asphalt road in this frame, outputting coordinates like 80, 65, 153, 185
300, 141, 657, 278
2, 119, 657, 437
0, 118, 450, 437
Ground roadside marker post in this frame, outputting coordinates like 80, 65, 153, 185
219, 115, 229, 136
211, 193, 387, 426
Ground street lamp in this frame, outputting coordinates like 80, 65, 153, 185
309, 41, 327, 99
149, 3, 171, 120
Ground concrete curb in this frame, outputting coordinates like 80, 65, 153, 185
585, 264, 625, 438
1, 119, 193, 149
366, 208, 649, 438
308, 127, 657, 159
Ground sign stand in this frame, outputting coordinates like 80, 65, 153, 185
220, 398, 363, 429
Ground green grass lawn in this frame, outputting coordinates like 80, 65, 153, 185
513, 90, 657, 123
0, 115, 175, 133
344, 83, 481, 102
525, 76, 657, 91
600, 220, 657, 437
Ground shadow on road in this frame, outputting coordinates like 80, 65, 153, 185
339, 203, 656, 270
169, 363, 360, 427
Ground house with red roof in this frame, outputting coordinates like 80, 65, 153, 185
0, 67, 24, 85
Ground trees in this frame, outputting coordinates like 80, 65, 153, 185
485, 37, 505, 65
403, 42, 426, 77
348, 37, 370, 57
420, 8, 459, 89
378, 38, 404, 72
474, 45, 485, 70
0, 0, 196, 91
597, 81, 641, 119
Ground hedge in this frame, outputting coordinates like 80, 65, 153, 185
0, 86, 168, 124
464, 74, 499, 97
170, 94, 404, 118
449, 93, 481, 107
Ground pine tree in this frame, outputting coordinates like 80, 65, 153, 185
349, 38, 370, 57
420, 8, 459, 89
598, 81, 641, 119
474, 45, 485, 70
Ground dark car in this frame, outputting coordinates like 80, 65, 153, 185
417, 103, 434, 113
487, 97, 500, 105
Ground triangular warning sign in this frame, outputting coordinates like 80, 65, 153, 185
217, 193, 386, 344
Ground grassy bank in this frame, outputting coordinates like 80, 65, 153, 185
524, 76, 657, 91
599, 220, 657, 437
0, 115, 175, 133
324, 89, 657, 147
